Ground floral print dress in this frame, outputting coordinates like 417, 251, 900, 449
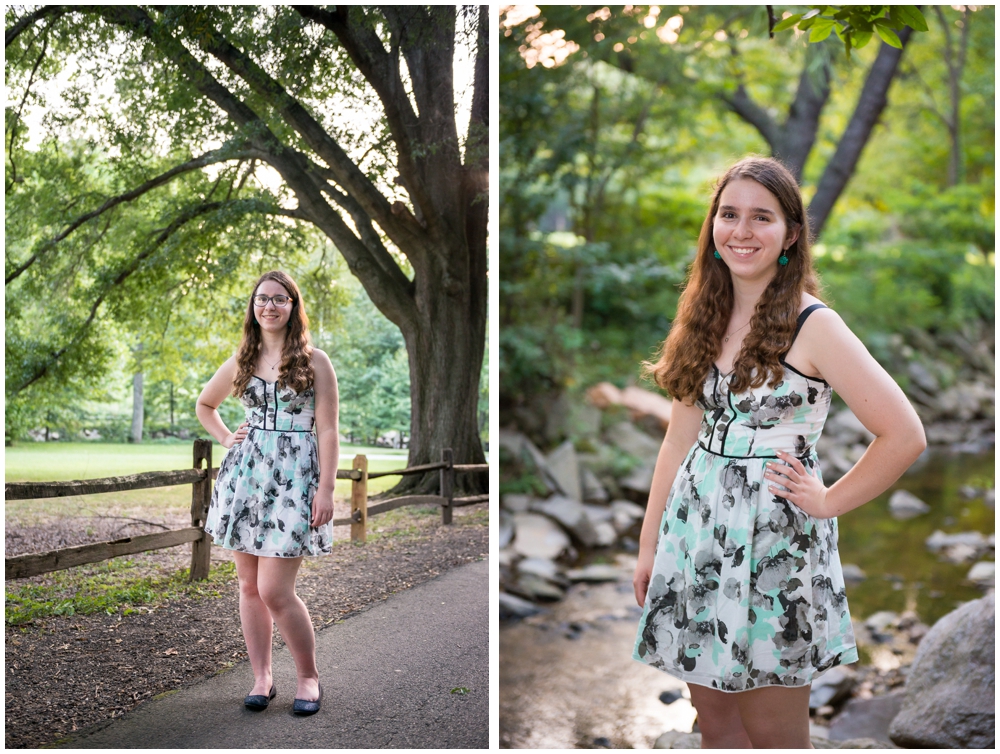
204, 376, 333, 558
633, 304, 858, 692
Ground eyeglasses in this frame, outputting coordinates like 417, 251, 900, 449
253, 294, 292, 307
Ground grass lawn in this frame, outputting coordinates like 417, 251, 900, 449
5, 441, 412, 524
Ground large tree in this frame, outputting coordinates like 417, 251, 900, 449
5, 6, 488, 487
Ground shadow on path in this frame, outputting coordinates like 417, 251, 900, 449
59, 559, 488, 749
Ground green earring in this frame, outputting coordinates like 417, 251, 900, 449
713, 249, 722, 259
778, 253, 789, 266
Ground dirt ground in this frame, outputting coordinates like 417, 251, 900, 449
4, 505, 489, 749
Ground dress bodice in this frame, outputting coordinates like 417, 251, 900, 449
695, 363, 831, 459
241, 376, 315, 433
694, 304, 834, 460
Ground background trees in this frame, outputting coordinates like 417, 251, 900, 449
500, 4, 994, 433
6, 6, 488, 483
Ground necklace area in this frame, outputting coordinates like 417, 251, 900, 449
262, 353, 281, 371
724, 320, 751, 344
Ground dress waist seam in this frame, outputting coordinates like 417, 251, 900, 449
248, 426, 314, 434
696, 441, 813, 461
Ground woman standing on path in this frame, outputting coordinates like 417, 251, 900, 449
197, 270, 338, 716
632, 157, 925, 748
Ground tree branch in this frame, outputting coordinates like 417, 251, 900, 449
14, 201, 226, 393
7, 31, 48, 191
97, 5, 415, 325
186, 18, 424, 255
291, 5, 436, 231
6, 143, 253, 285
5, 5, 64, 47
719, 83, 782, 150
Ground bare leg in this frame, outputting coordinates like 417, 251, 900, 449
233, 552, 274, 697
688, 685, 753, 749
256, 556, 320, 701
735, 685, 813, 748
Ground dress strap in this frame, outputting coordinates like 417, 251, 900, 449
789, 303, 828, 348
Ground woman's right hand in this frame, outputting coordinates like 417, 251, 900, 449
633, 548, 655, 608
223, 422, 249, 449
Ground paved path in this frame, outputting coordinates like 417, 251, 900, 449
60, 559, 488, 749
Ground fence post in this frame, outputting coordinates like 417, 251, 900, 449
189, 438, 213, 581
351, 454, 368, 543
440, 447, 454, 525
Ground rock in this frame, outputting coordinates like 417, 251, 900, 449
865, 611, 899, 642
924, 421, 967, 444
907, 360, 940, 393
986, 489, 995, 509
531, 495, 599, 547
959, 484, 982, 500
516, 556, 563, 582
499, 591, 541, 620
515, 573, 565, 601
810, 666, 858, 709
565, 564, 622, 582
620, 464, 655, 497
581, 467, 610, 503
546, 440, 582, 501
499, 430, 563, 493
582, 504, 613, 523
840, 564, 867, 584
499, 511, 514, 549
498, 548, 516, 568
966, 561, 995, 588
501, 493, 535, 513
828, 690, 905, 743
925, 529, 988, 552
653, 731, 701, 749
592, 521, 618, 547
887, 489, 930, 520
826, 408, 876, 444
942, 543, 980, 564
610, 499, 646, 533
510, 512, 572, 559
606, 421, 661, 464
889, 593, 995, 748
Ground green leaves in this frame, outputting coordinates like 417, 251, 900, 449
771, 5, 927, 56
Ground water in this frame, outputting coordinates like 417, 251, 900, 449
499, 449, 995, 748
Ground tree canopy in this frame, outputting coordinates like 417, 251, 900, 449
500, 4, 994, 423
6, 5, 488, 483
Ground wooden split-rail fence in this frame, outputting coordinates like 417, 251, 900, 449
4, 440, 489, 581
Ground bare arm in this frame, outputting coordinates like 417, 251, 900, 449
310, 348, 340, 527
633, 398, 703, 606
195, 356, 247, 448
764, 310, 926, 518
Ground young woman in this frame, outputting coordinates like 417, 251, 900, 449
197, 270, 339, 716
631, 157, 925, 748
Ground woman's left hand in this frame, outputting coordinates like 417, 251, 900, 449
764, 451, 831, 519
311, 488, 334, 527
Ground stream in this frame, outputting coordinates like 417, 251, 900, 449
499, 449, 995, 749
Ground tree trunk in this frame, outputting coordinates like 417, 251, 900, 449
130, 371, 143, 444
397, 243, 488, 495
808, 29, 915, 237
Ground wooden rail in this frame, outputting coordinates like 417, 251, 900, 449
5, 444, 488, 581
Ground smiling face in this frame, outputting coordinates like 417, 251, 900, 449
713, 178, 799, 285
253, 279, 294, 333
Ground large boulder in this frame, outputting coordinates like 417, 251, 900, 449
510, 512, 572, 560
888, 593, 995, 748
531, 495, 599, 547
546, 440, 583, 501
605, 421, 661, 464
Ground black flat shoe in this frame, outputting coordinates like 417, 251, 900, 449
244, 683, 277, 711
292, 682, 322, 716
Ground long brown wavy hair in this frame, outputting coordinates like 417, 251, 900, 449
645, 156, 823, 402
232, 270, 314, 398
